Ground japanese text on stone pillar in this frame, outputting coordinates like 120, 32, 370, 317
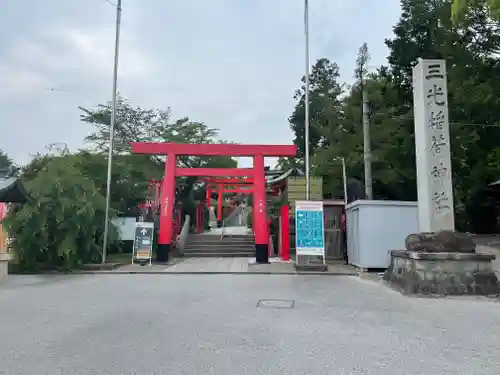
425, 63, 451, 215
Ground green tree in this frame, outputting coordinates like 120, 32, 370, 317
80, 96, 237, 226
0, 150, 12, 170
289, 58, 344, 159
305, 0, 500, 225
80, 96, 236, 172
452, 0, 500, 22
4, 154, 118, 271
314, 66, 416, 200
276, 157, 303, 171
385, 0, 500, 229
74, 151, 154, 216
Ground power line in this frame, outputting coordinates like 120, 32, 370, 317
101, 0, 117, 7
373, 112, 500, 128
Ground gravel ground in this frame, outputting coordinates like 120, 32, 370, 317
0, 274, 499, 375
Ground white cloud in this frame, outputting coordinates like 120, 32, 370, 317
0, 0, 401, 166
7, 26, 154, 83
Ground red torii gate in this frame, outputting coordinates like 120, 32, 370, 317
203, 177, 253, 222
130, 142, 297, 264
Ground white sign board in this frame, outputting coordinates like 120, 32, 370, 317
132, 221, 154, 265
295, 200, 326, 261
412, 58, 455, 232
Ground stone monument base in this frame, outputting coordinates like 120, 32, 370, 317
294, 255, 328, 272
384, 250, 499, 296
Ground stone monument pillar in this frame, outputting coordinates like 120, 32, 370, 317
384, 59, 498, 296
412, 58, 454, 232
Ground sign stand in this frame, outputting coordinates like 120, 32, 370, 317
294, 200, 327, 271
132, 221, 154, 267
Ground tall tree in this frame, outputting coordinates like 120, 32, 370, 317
80, 96, 236, 171
0, 150, 12, 170
80, 96, 237, 218
310, 0, 500, 219
4, 154, 119, 270
355, 42, 370, 94
74, 151, 154, 216
452, 0, 500, 22
384, 0, 500, 229
289, 58, 344, 159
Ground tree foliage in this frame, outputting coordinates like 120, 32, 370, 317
289, 0, 500, 231
4, 96, 241, 270
452, 0, 500, 23
4, 154, 119, 271
80, 96, 237, 209
80, 96, 236, 170
289, 58, 344, 159
0, 150, 13, 170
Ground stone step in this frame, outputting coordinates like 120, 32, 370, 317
187, 238, 253, 243
188, 237, 255, 243
189, 233, 254, 238
185, 243, 255, 249
184, 248, 254, 254
183, 252, 254, 257
184, 246, 255, 252
186, 243, 255, 249
188, 239, 255, 244
189, 236, 255, 242
187, 243, 255, 247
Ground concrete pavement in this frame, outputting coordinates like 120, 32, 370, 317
0, 274, 499, 374
106, 257, 357, 275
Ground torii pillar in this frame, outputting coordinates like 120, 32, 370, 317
158, 153, 176, 262
252, 154, 268, 262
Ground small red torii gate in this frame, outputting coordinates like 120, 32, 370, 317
203, 177, 253, 222
130, 142, 297, 264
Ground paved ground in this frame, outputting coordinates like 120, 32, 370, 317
110, 258, 357, 275
0, 274, 499, 374
168, 257, 249, 273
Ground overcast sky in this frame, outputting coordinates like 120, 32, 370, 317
0, 0, 401, 167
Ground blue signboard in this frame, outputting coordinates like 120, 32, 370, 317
295, 201, 325, 257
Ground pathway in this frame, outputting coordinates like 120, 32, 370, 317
93, 258, 357, 275
0, 274, 499, 374
165, 257, 355, 274
168, 257, 249, 273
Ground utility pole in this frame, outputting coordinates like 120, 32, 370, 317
356, 42, 372, 200
362, 92, 373, 199
304, 0, 311, 200
102, 0, 122, 264
341, 157, 348, 205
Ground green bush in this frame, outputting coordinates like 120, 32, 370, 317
3, 155, 119, 271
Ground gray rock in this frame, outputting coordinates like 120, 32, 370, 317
405, 230, 476, 253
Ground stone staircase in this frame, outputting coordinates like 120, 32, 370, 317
183, 233, 255, 257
